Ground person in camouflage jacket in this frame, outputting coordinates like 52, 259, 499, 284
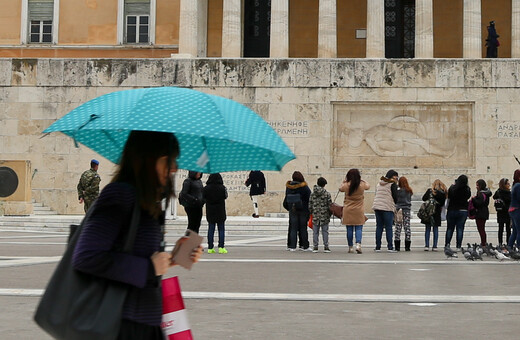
77, 159, 101, 213
309, 177, 332, 253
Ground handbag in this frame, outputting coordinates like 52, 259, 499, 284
34, 200, 141, 340
307, 214, 313, 229
329, 190, 343, 219
162, 276, 193, 339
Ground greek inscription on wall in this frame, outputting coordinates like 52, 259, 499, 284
176, 170, 248, 192
267, 121, 309, 136
332, 103, 474, 168
497, 122, 520, 138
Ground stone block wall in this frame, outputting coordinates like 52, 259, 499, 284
1, 57, 519, 214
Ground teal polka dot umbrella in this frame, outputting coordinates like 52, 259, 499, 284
43, 87, 295, 172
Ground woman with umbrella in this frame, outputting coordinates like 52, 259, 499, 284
72, 131, 202, 339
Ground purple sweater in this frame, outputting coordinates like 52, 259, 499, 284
72, 182, 164, 326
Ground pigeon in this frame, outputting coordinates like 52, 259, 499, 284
471, 244, 483, 261
463, 250, 474, 261
510, 251, 520, 261
494, 251, 509, 261
444, 246, 458, 258
483, 244, 494, 257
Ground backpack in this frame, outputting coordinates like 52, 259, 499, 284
286, 192, 303, 211
494, 198, 505, 212
417, 191, 437, 225
468, 193, 486, 219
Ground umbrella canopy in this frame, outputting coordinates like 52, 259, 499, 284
43, 87, 295, 172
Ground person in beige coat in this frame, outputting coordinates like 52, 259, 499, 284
372, 169, 399, 252
340, 169, 370, 254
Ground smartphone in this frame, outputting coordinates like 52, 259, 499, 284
171, 230, 203, 270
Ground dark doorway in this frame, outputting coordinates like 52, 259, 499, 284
385, 0, 415, 58
243, 0, 271, 57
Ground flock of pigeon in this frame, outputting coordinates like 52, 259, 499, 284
443, 243, 520, 261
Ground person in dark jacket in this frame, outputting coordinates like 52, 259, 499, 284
486, 20, 500, 58
72, 131, 202, 339
179, 171, 204, 233
471, 179, 492, 247
446, 174, 471, 250
245, 170, 266, 218
203, 173, 228, 254
283, 171, 312, 251
422, 179, 447, 251
493, 178, 512, 245
508, 169, 520, 249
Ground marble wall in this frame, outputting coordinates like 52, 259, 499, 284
1, 58, 519, 214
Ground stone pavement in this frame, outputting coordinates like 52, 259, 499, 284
0, 215, 519, 339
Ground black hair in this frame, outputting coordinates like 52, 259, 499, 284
346, 169, 361, 196
112, 130, 180, 218
476, 179, 487, 191
317, 177, 327, 187
292, 171, 305, 183
207, 173, 223, 185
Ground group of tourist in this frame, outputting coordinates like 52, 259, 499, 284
283, 169, 520, 254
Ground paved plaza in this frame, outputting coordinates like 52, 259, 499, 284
0, 217, 519, 339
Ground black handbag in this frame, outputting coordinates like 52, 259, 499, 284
34, 200, 141, 340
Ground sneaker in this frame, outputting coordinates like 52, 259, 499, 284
312, 246, 319, 253
252, 214, 259, 218
424, 247, 429, 251
387, 249, 397, 253
374, 248, 381, 252
289, 248, 297, 252
455, 248, 462, 252
432, 247, 438, 252
207, 248, 216, 254
303, 247, 313, 252
348, 246, 354, 253
356, 243, 362, 254
218, 247, 228, 254
324, 246, 331, 253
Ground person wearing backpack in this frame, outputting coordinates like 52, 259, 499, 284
422, 179, 447, 251
203, 173, 228, 254
372, 169, 399, 252
493, 178, 512, 246
446, 175, 471, 251
470, 179, 492, 248
283, 171, 312, 251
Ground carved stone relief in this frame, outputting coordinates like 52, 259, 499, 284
333, 102, 474, 168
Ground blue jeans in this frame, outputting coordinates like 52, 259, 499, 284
425, 224, 438, 248
346, 225, 363, 246
288, 210, 309, 249
208, 222, 225, 249
374, 210, 394, 250
508, 209, 520, 248
446, 210, 467, 248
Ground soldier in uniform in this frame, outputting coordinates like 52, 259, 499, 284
77, 159, 101, 213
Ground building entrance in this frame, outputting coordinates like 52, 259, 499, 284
243, 0, 271, 57
385, 0, 415, 58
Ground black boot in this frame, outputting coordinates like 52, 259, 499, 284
394, 240, 401, 251
405, 240, 411, 251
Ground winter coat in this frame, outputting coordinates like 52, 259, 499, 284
309, 185, 332, 225
372, 177, 397, 212
422, 188, 446, 227
471, 188, 492, 220
396, 188, 412, 211
447, 184, 471, 211
493, 188, 511, 223
340, 180, 370, 226
283, 181, 311, 214
245, 171, 266, 196
179, 171, 204, 208
203, 175, 228, 224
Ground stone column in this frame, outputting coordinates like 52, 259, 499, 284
178, 0, 208, 57
270, 0, 290, 57
222, 0, 243, 57
366, 0, 385, 58
463, 0, 481, 58
415, 0, 433, 58
512, 0, 520, 57
318, 0, 337, 58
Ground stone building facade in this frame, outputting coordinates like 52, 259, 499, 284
1, 57, 519, 215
